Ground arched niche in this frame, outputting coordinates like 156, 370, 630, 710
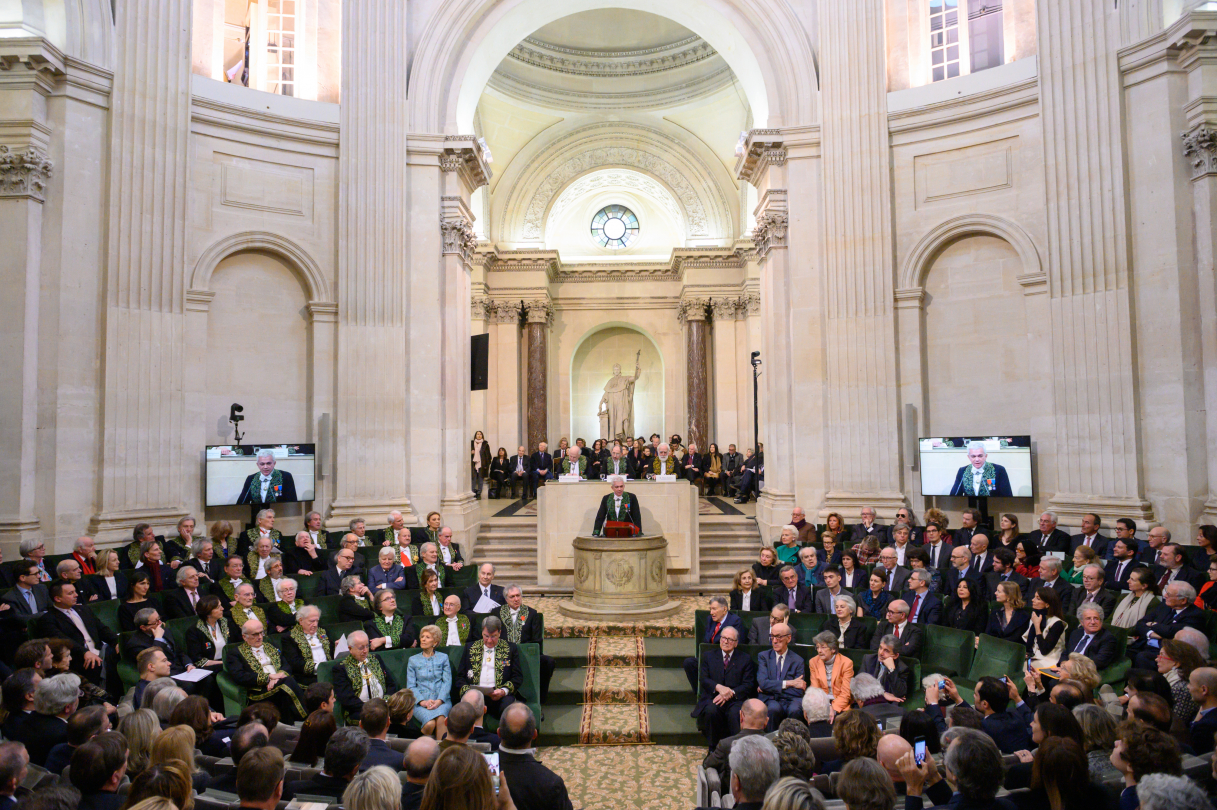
568, 325, 666, 443
406, 0, 819, 134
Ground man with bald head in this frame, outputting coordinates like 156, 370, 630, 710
693, 625, 757, 750
223, 618, 306, 721
401, 737, 439, 810
1187, 667, 1217, 755
702, 699, 768, 793
331, 630, 399, 722
756, 623, 805, 729
497, 703, 573, 810
877, 734, 914, 787
561, 446, 586, 479
870, 599, 923, 659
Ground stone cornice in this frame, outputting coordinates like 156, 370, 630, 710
190, 95, 340, 151
478, 245, 750, 284
441, 135, 492, 190
486, 65, 734, 113
508, 35, 717, 77
0, 144, 53, 202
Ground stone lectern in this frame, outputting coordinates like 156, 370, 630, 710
558, 533, 682, 620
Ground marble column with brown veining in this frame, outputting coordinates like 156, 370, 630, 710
524, 300, 552, 452
681, 299, 710, 451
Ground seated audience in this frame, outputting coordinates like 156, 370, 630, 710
1063, 604, 1121, 670
943, 578, 989, 635
203, 718, 266, 794
1111, 720, 1183, 810
454, 617, 521, 720
0, 743, 28, 810
116, 709, 157, 782
771, 731, 816, 782
839, 758, 898, 810
1187, 667, 1217, 755
333, 631, 399, 722
800, 688, 833, 738
169, 694, 227, 758
149, 724, 208, 793
185, 595, 237, 672
286, 726, 369, 799
356, 698, 404, 770
861, 634, 914, 701
695, 625, 756, 750
986, 582, 1031, 644
223, 619, 306, 721
1074, 703, 1121, 782
458, 690, 501, 751
289, 709, 336, 767
279, 604, 333, 685
44, 704, 109, 775
235, 746, 286, 810
1024, 587, 1067, 670
337, 576, 375, 624
730, 568, 774, 613
823, 710, 881, 774
1137, 773, 1213, 810
720, 734, 780, 810
497, 703, 572, 810
807, 632, 853, 716
870, 600, 923, 659
69, 732, 128, 810
930, 675, 1031, 754
851, 673, 905, 726
899, 710, 942, 757
757, 623, 805, 730
15, 673, 78, 767
684, 597, 743, 692
401, 737, 439, 810
406, 624, 452, 737
899, 727, 1013, 810
122, 762, 192, 810
702, 698, 768, 790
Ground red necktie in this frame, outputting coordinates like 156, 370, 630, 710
911, 595, 922, 622
1159, 570, 1171, 590
893, 624, 901, 640
711, 621, 721, 641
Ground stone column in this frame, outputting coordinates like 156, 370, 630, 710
1186, 125, 1217, 526
90, 0, 193, 541
817, 0, 905, 519
488, 301, 523, 448
0, 141, 53, 549
710, 298, 742, 449
524, 300, 552, 451
680, 298, 711, 450
329, 0, 412, 528
1038, 0, 1154, 525
470, 295, 490, 440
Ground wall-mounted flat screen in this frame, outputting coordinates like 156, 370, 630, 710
918, 436, 1032, 498
206, 444, 315, 506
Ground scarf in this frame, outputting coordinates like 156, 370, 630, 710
288, 626, 330, 674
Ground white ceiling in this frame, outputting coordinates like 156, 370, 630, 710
528, 10, 696, 52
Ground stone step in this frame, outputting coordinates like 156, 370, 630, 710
540, 703, 703, 747
547, 666, 693, 706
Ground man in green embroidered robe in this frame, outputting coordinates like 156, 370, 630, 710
455, 616, 523, 720
948, 441, 1013, 497
592, 478, 642, 536
652, 443, 679, 476
560, 447, 587, 478
331, 630, 399, 722
236, 448, 298, 505
224, 618, 307, 720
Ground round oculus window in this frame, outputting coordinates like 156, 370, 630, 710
590, 205, 639, 250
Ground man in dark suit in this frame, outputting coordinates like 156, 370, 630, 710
870, 600, 923, 660
14, 674, 75, 766
693, 626, 757, 749
700, 699, 769, 798
161, 565, 208, 620
34, 580, 116, 686
236, 449, 298, 505
861, 635, 915, 700
1027, 512, 1071, 554
1072, 564, 1117, 617
497, 703, 574, 810
949, 443, 1013, 496
224, 618, 307, 721
721, 445, 744, 496
592, 478, 642, 536
71, 732, 129, 810
921, 523, 953, 571
285, 727, 367, 799
875, 549, 910, 594
1152, 543, 1206, 591
205, 722, 268, 795
941, 676, 1031, 754
685, 598, 746, 692
124, 607, 195, 674
967, 534, 995, 578
461, 563, 506, 613
681, 443, 706, 491
941, 546, 982, 599
1188, 667, 1217, 756
2, 561, 49, 617
454, 618, 524, 720
180, 538, 225, 586
849, 506, 888, 546
400, 737, 438, 810
756, 625, 805, 729
1028, 557, 1076, 615
1139, 526, 1171, 567
356, 699, 405, 770
952, 509, 984, 546
318, 548, 356, 597
234, 745, 288, 810
332, 632, 400, 722
900, 570, 942, 626
505, 446, 532, 499
1069, 513, 1109, 558
1104, 539, 1144, 591
984, 549, 1030, 602
771, 567, 814, 614
1061, 607, 1121, 670
528, 442, 554, 498
746, 605, 788, 645
1131, 581, 1207, 668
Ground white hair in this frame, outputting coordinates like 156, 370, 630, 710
850, 673, 885, 702
966, 441, 987, 453
256, 448, 276, 461
1173, 626, 1210, 659
1137, 774, 1213, 810
297, 605, 321, 621
834, 594, 857, 613
280, 577, 297, 592
256, 508, 274, 522
387, 510, 402, 522
801, 688, 831, 723
781, 524, 798, 536
378, 547, 396, 559
1076, 603, 1106, 621
1167, 581, 1197, 602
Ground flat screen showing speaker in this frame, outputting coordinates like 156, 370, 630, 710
205, 444, 316, 506
918, 436, 1032, 498
471, 333, 489, 391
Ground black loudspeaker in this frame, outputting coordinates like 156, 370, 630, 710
471, 333, 489, 391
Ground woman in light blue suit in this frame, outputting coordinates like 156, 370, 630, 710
407, 623, 453, 736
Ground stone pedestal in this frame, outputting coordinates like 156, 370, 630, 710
557, 534, 682, 621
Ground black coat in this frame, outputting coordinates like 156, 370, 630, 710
317, 567, 347, 597
1069, 533, 1110, 558
360, 738, 405, 771
10, 713, 67, 767
1104, 558, 1144, 591
1028, 576, 1077, 615
1072, 588, 1117, 617
729, 588, 774, 613
185, 619, 239, 666
338, 594, 376, 623
592, 492, 643, 535
285, 773, 352, 800
498, 751, 575, 810
1061, 627, 1120, 670
454, 640, 523, 698
34, 604, 117, 661
124, 629, 193, 672
529, 452, 553, 480
1132, 602, 1206, 643
363, 615, 419, 650
461, 584, 506, 613
332, 653, 400, 720
693, 646, 757, 717
1, 585, 49, 617
280, 628, 335, 682
870, 621, 923, 659
161, 587, 208, 621
985, 607, 1031, 644
282, 546, 328, 577
943, 599, 989, 635
771, 583, 815, 614
860, 654, 914, 699
1025, 529, 1071, 554
82, 572, 127, 602
180, 557, 224, 585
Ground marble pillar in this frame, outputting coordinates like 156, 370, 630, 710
681, 298, 710, 450
470, 295, 490, 437
1038, 0, 1154, 524
524, 300, 552, 452
488, 301, 523, 449
817, 0, 905, 517
91, 0, 193, 542
1187, 125, 1217, 526
330, 0, 412, 527
711, 298, 742, 450
0, 141, 53, 548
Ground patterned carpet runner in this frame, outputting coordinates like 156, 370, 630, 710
577, 634, 652, 745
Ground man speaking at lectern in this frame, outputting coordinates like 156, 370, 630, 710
593, 478, 642, 537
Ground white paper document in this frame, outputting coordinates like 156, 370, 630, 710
172, 668, 213, 683
334, 634, 349, 655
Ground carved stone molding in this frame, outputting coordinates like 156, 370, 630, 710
508, 35, 716, 77
441, 216, 478, 265
471, 296, 490, 321
735, 129, 786, 185
741, 292, 761, 316
1183, 125, 1217, 179
523, 299, 554, 326
0, 144, 53, 202
440, 135, 492, 190
489, 300, 523, 324
751, 210, 789, 260
678, 297, 710, 324
710, 297, 741, 321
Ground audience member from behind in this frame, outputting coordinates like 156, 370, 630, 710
342, 766, 401, 810
760, 777, 827, 810
703, 698, 769, 791
721, 735, 780, 810
69, 732, 128, 810
44, 704, 109, 775
801, 688, 833, 738
438, 702, 478, 750
18, 786, 83, 810
0, 742, 28, 810
168, 696, 226, 759
495, 703, 572, 810
1019, 736, 1102, 810
1111, 720, 1183, 810
290, 709, 337, 768
22, 673, 80, 767
419, 744, 513, 810
772, 731, 816, 781
1073, 703, 1120, 782
1137, 774, 1214, 810
121, 761, 193, 810
899, 727, 1014, 810
357, 698, 404, 771
459, 690, 501, 751
286, 727, 369, 799
838, 757, 897, 810
204, 721, 267, 795
149, 725, 206, 793
824, 710, 881, 774
401, 737, 439, 810
235, 746, 285, 810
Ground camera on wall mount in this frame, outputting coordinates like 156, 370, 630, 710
229, 403, 245, 447
751, 351, 762, 372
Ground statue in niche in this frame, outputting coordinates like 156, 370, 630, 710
598, 351, 642, 442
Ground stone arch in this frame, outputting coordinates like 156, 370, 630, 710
898, 213, 1044, 296
190, 231, 332, 305
498, 123, 735, 245
405, 0, 818, 134
568, 322, 667, 442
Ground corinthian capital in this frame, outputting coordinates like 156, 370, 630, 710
0, 144, 53, 202
1183, 125, 1217, 179
523, 299, 553, 326
751, 210, 789, 260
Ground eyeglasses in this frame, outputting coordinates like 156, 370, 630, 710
243, 630, 264, 638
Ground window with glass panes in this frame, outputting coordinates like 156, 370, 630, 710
265, 0, 295, 97
967, 0, 1004, 73
929, 0, 961, 82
